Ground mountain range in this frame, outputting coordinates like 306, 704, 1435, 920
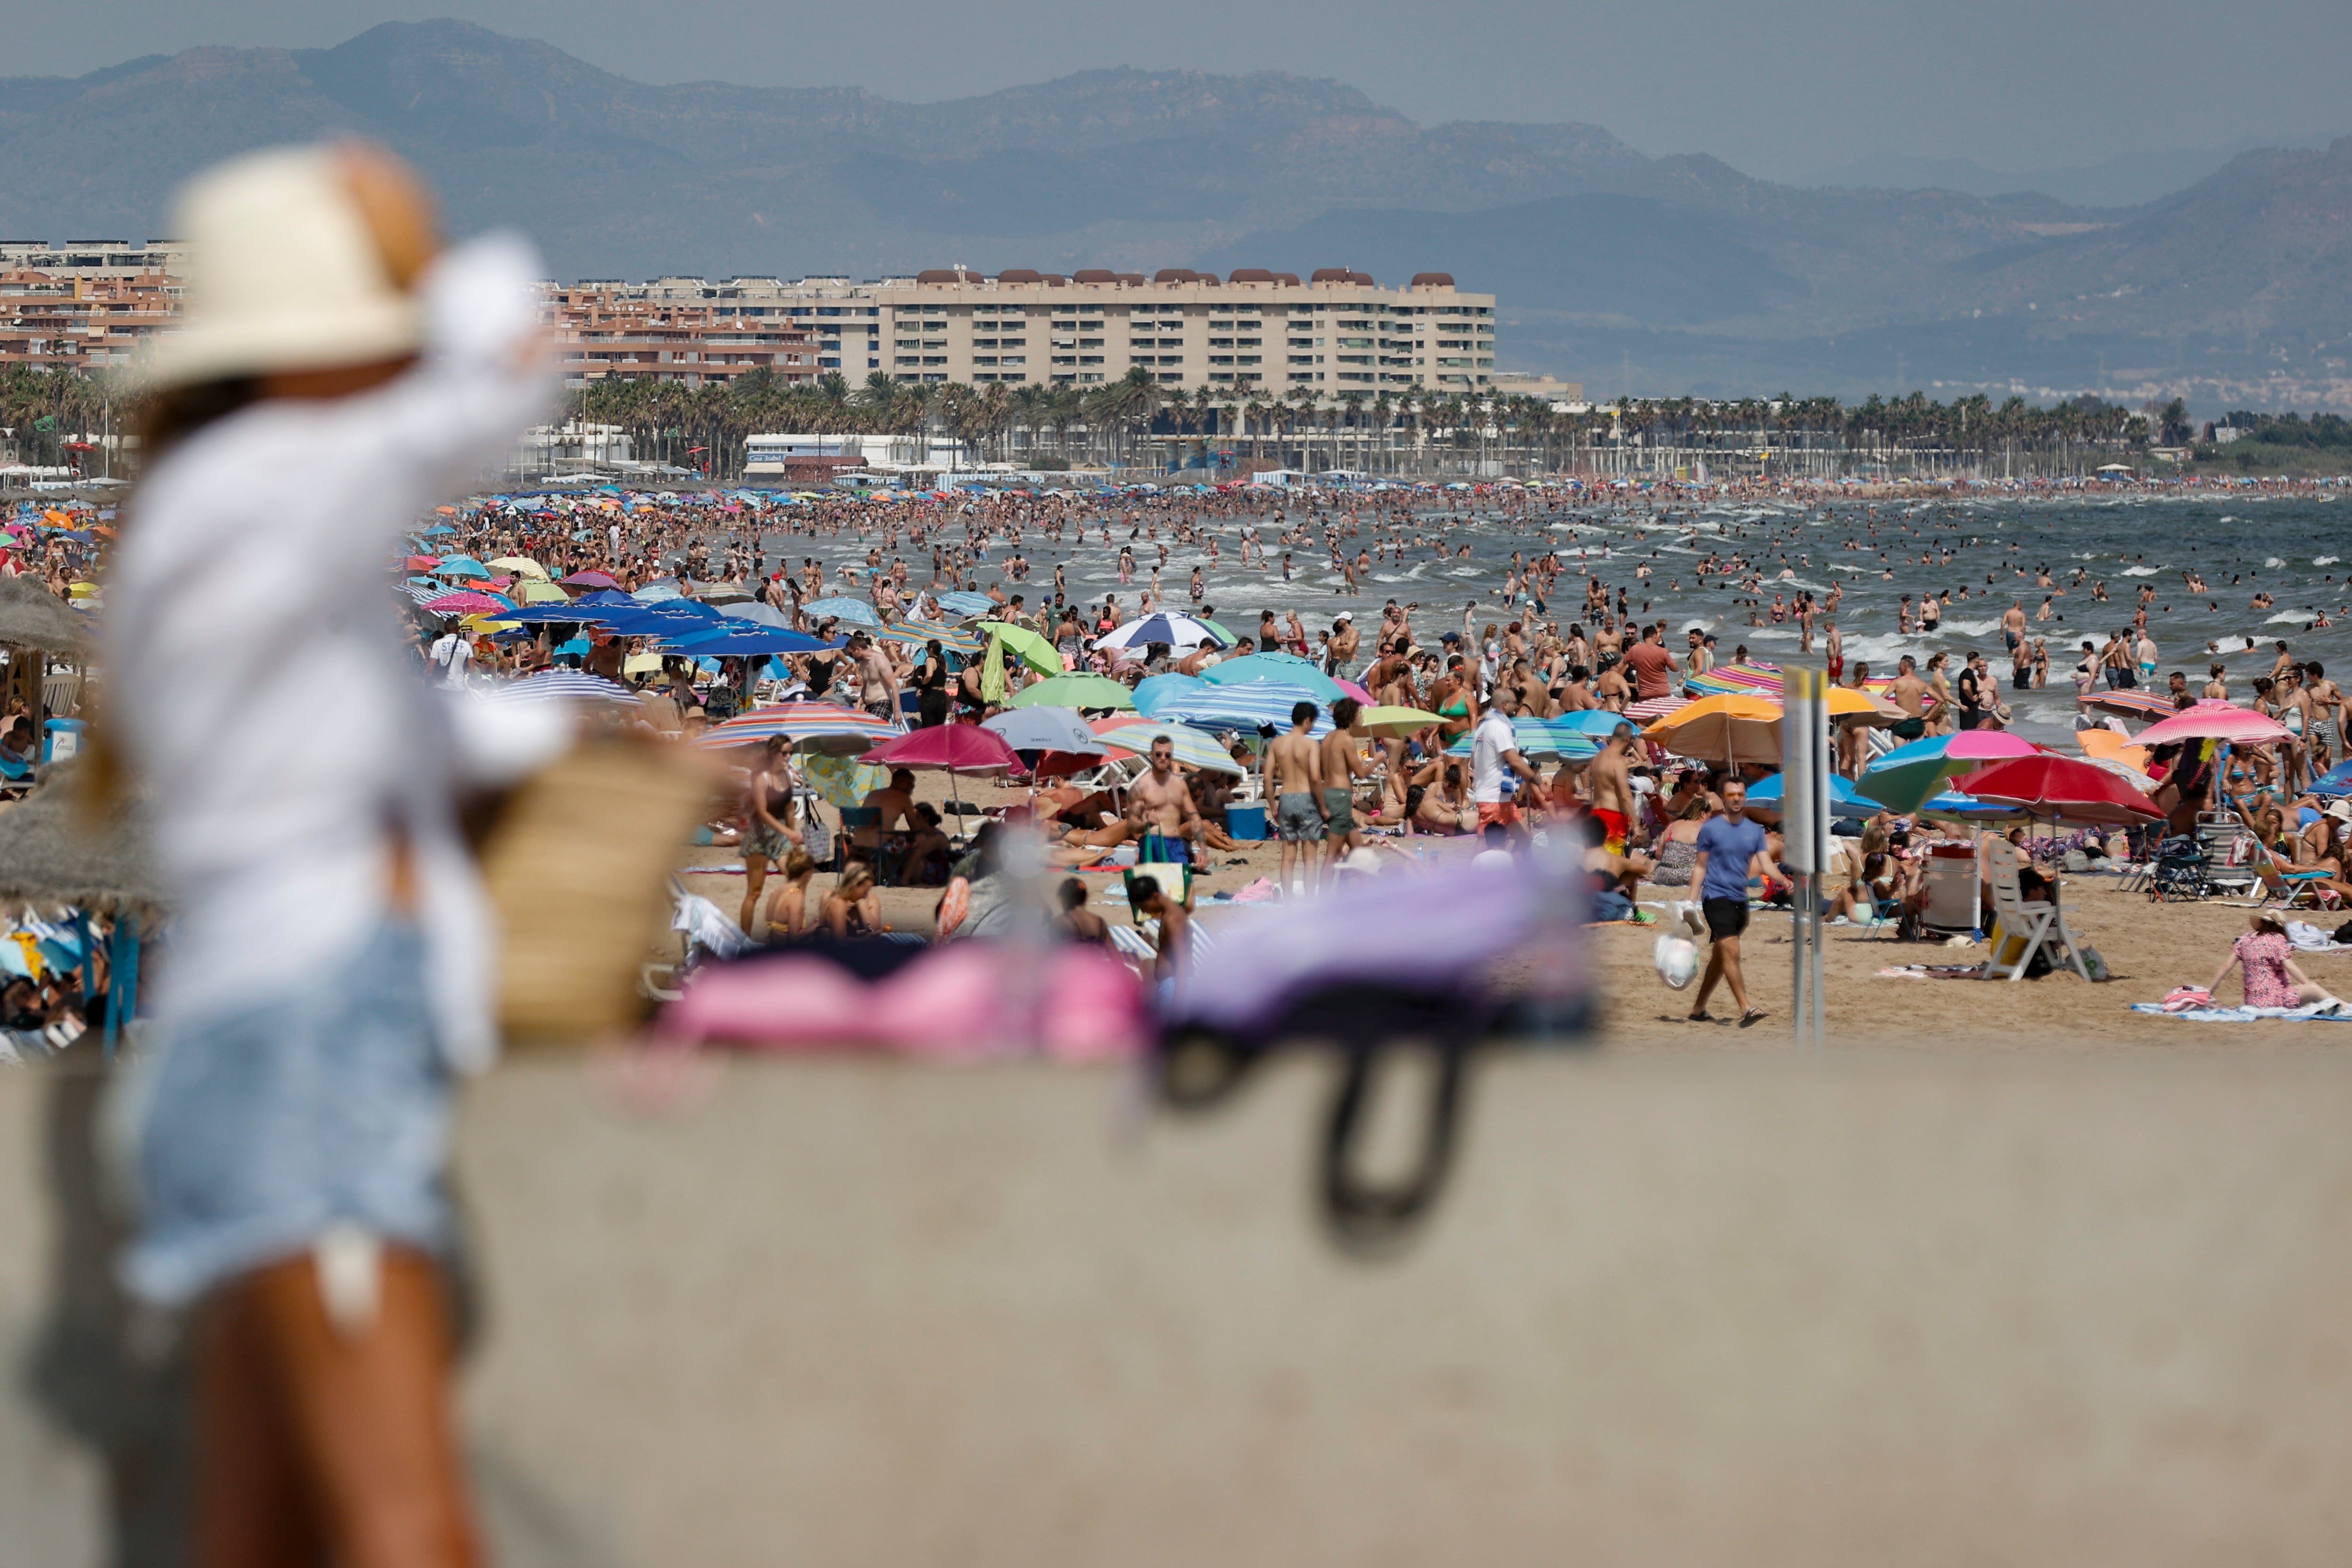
3, 19, 2346, 412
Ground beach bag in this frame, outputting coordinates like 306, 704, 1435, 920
478, 734, 723, 1045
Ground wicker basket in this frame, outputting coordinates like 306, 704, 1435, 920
477, 735, 722, 1045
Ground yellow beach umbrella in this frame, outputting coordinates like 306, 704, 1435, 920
1358, 705, 1441, 738
1642, 692, 1783, 767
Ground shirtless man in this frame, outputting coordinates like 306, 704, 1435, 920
851, 632, 900, 720
1265, 700, 1327, 896
1887, 655, 1929, 743
1319, 697, 1374, 870
1587, 722, 1641, 855
1125, 734, 1205, 863
2306, 662, 2342, 771
1325, 611, 1360, 676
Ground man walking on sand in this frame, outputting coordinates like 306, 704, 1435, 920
1686, 777, 1785, 1029
1266, 700, 1327, 897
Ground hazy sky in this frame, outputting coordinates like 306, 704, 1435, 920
15, 0, 2349, 181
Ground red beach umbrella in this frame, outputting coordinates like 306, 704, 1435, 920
1951, 754, 2163, 827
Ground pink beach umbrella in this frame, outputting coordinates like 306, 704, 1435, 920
2129, 700, 2291, 748
862, 722, 1020, 822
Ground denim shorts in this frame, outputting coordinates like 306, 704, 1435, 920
124, 921, 453, 1307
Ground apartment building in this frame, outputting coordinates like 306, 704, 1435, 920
588, 266, 1497, 396
544, 279, 823, 387
0, 265, 182, 372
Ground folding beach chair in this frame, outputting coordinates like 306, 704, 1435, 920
2250, 842, 2338, 913
1979, 839, 2091, 982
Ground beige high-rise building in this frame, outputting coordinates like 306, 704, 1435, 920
582, 265, 1498, 396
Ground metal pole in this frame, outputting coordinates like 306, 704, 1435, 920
1782, 664, 1830, 1050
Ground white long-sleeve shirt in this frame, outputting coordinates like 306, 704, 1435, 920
109, 234, 566, 1071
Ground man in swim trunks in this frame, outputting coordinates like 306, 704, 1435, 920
1887, 655, 1928, 742
1587, 720, 1638, 854
1320, 696, 1372, 870
1265, 699, 1327, 896
1126, 733, 1202, 864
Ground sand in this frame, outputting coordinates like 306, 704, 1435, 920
674, 769, 2352, 1052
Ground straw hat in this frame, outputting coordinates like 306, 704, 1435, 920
142, 146, 422, 388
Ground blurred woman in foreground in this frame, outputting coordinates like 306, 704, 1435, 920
108, 145, 559, 1567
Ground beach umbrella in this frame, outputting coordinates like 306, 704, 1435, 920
1744, 770, 1875, 819
801, 753, 890, 808
1196, 651, 1343, 700
664, 626, 833, 657
1131, 673, 1206, 715
1094, 612, 1229, 652
2129, 700, 2291, 747
1554, 709, 1644, 738
1007, 673, 1136, 712
1825, 687, 1907, 723
2082, 688, 2175, 721
878, 616, 985, 656
1857, 729, 2040, 814
2308, 760, 2352, 800
699, 701, 898, 755
2075, 728, 2153, 774
1642, 693, 1782, 767
1092, 720, 1244, 775
423, 590, 513, 616
983, 620, 1064, 676
863, 723, 1020, 818
984, 707, 1109, 754
1357, 705, 1441, 738
1443, 720, 1601, 762
485, 671, 642, 707
1685, 663, 1784, 698
863, 725, 1019, 774
802, 595, 882, 626
1950, 754, 2164, 828
1152, 680, 1333, 736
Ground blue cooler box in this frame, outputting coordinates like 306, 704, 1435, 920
1224, 803, 1267, 841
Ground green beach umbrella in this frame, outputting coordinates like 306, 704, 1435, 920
1009, 673, 1137, 712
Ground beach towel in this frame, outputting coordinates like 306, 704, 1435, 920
2129, 1001, 2352, 1023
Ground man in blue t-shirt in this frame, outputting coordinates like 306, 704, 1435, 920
1687, 777, 1782, 1027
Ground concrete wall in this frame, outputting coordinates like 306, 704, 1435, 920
7, 1050, 2352, 1566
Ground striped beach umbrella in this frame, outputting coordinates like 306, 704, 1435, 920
1092, 720, 1245, 775
1152, 680, 1333, 736
485, 671, 642, 706
1444, 719, 1601, 762
699, 701, 900, 755
876, 617, 984, 656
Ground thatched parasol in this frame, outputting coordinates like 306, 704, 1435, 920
0, 762, 165, 917
0, 576, 93, 658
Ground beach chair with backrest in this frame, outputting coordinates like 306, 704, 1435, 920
2249, 840, 2338, 912
1980, 838, 2091, 982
